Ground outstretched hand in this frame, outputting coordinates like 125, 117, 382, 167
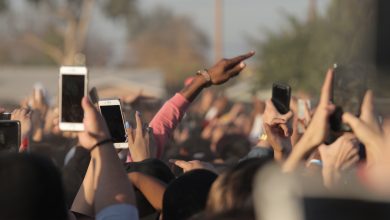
208, 51, 255, 85
127, 111, 156, 162
78, 97, 111, 150
342, 90, 382, 166
170, 159, 217, 174
283, 69, 336, 172
319, 134, 359, 188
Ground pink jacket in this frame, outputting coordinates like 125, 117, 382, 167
127, 93, 190, 161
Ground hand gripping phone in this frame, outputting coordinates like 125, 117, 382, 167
98, 99, 128, 149
59, 66, 88, 131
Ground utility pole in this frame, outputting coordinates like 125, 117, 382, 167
214, 0, 223, 62
308, 0, 317, 22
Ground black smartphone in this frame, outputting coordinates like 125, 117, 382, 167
98, 99, 127, 149
0, 120, 20, 153
330, 64, 367, 132
0, 112, 12, 121
272, 83, 291, 114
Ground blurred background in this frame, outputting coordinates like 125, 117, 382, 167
0, 0, 388, 110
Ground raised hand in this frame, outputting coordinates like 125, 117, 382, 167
207, 51, 255, 85
263, 99, 294, 137
319, 134, 359, 188
342, 90, 382, 166
170, 159, 217, 173
78, 97, 111, 150
283, 69, 336, 172
127, 111, 156, 162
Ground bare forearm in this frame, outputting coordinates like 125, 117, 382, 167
129, 172, 166, 211
282, 137, 311, 172
71, 161, 95, 217
91, 143, 136, 213
180, 75, 209, 102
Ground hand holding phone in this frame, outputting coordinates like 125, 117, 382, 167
271, 83, 291, 114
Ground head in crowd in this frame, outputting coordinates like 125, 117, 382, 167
216, 134, 251, 164
0, 153, 67, 220
162, 169, 218, 220
206, 158, 271, 216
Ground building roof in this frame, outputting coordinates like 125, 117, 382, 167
0, 66, 166, 105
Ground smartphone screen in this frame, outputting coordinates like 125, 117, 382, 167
272, 83, 291, 114
0, 121, 20, 153
330, 64, 367, 132
100, 105, 126, 143
61, 75, 85, 123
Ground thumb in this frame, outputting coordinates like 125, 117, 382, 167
81, 96, 97, 116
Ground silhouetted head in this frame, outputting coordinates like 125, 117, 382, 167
162, 169, 218, 220
0, 153, 67, 220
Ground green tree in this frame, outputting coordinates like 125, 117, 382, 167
253, 0, 375, 94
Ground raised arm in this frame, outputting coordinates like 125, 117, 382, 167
72, 97, 137, 219
282, 69, 335, 172
149, 51, 255, 158
127, 172, 167, 211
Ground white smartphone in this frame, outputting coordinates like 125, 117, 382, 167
59, 66, 88, 131
98, 99, 128, 149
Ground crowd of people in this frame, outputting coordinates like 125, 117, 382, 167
1, 50, 390, 220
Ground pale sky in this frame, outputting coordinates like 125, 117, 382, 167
139, 0, 331, 60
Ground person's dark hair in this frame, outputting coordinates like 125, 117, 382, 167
198, 209, 255, 220
206, 158, 271, 216
216, 134, 251, 164
162, 169, 218, 220
125, 158, 175, 217
0, 153, 67, 220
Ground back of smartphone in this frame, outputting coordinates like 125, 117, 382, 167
59, 66, 88, 131
330, 64, 367, 132
0, 120, 20, 153
272, 83, 291, 114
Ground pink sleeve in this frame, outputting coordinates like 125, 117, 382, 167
150, 93, 190, 158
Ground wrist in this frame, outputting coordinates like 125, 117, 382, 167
90, 138, 114, 154
194, 74, 211, 88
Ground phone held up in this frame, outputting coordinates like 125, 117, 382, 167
98, 99, 128, 149
0, 120, 21, 153
329, 64, 367, 132
59, 66, 88, 131
272, 82, 292, 114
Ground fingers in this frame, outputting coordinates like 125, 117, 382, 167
126, 127, 134, 144
170, 159, 191, 170
81, 96, 98, 116
342, 112, 369, 141
226, 62, 246, 78
226, 51, 255, 68
135, 111, 143, 137
279, 123, 290, 136
360, 90, 377, 124
320, 68, 334, 106
341, 155, 359, 171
